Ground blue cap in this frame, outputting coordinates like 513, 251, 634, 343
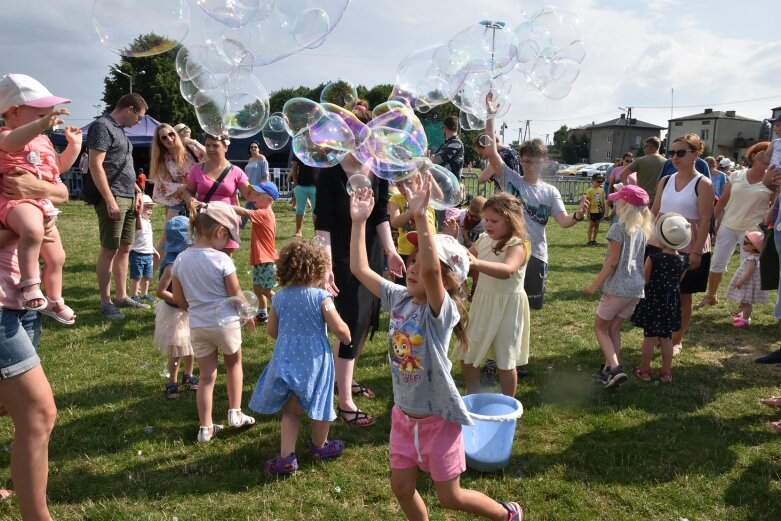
164, 216, 190, 253
249, 180, 279, 201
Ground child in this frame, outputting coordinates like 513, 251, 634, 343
0, 73, 79, 324
767, 118, 781, 169
727, 230, 768, 327
631, 213, 691, 383
249, 239, 351, 475
171, 201, 256, 442
154, 216, 198, 399
585, 173, 606, 245
388, 171, 437, 284
130, 194, 160, 303
460, 192, 530, 398
584, 185, 653, 389
349, 179, 523, 521
232, 181, 279, 323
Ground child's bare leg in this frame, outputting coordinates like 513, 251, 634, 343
6, 204, 45, 306
742, 303, 753, 321
660, 337, 674, 374
311, 419, 331, 448
223, 349, 244, 410
182, 355, 194, 376
497, 368, 517, 397
139, 277, 150, 296
167, 355, 180, 385
39, 226, 65, 301
639, 336, 656, 370
460, 362, 481, 394
129, 278, 141, 298
594, 316, 619, 368
434, 477, 509, 521
196, 352, 219, 427
280, 394, 304, 456
608, 316, 625, 362
391, 467, 428, 521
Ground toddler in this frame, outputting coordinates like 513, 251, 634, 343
0, 73, 80, 324
249, 239, 351, 475
727, 230, 768, 327
130, 194, 160, 303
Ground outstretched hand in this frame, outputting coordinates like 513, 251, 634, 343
486, 92, 498, 117
38, 108, 70, 132
402, 174, 432, 217
64, 125, 82, 145
349, 186, 374, 223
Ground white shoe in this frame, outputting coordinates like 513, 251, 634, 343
227, 409, 256, 428
197, 424, 223, 444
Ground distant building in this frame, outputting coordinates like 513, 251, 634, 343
569, 114, 664, 162
667, 108, 762, 161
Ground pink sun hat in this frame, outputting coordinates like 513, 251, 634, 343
0, 74, 71, 115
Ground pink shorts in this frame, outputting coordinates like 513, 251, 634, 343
0, 197, 55, 227
389, 406, 466, 482
596, 294, 640, 320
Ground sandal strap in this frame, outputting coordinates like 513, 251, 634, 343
16, 278, 41, 289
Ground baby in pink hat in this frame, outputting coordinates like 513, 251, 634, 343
0, 73, 81, 324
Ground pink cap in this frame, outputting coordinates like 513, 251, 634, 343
0, 74, 71, 115
608, 184, 649, 206
744, 231, 764, 252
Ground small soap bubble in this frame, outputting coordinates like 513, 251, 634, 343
312, 235, 327, 248
144, 425, 155, 434
159, 363, 170, 379
320, 79, 358, 110
346, 174, 372, 196
477, 134, 493, 148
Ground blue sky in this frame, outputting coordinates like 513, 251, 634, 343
1, 0, 779, 145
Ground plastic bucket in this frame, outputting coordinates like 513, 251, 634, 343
461, 393, 523, 472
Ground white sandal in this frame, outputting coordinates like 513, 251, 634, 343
227, 409, 256, 428
39, 297, 76, 325
17, 278, 47, 312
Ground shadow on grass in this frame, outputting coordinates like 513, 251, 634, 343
723, 457, 781, 520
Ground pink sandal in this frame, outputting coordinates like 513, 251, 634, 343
732, 316, 751, 328
16, 278, 47, 312
39, 298, 76, 325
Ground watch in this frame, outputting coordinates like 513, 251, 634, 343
573, 212, 584, 222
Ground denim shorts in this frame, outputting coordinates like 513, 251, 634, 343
0, 308, 41, 379
129, 251, 154, 279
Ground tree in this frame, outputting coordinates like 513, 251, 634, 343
561, 134, 590, 164
551, 125, 569, 153
102, 34, 199, 131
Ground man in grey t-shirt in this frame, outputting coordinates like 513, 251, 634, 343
88, 93, 148, 320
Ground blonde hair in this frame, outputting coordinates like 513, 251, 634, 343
616, 199, 653, 239
482, 192, 528, 255
189, 209, 223, 242
150, 123, 186, 183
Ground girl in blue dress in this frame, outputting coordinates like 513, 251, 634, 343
249, 239, 352, 476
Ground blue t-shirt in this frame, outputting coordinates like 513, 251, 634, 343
711, 171, 728, 197
659, 156, 711, 179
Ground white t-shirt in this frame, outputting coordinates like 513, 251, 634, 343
130, 217, 154, 254
172, 247, 237, 328
498, 165, 566, 262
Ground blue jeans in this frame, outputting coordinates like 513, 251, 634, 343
0, 308, 41, 379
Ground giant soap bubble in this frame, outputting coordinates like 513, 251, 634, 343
193, 68, 269, 138
93, 0, 191, 57
320, 79, 358, 110
197, 0, 270, 28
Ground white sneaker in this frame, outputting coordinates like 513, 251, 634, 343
227, 409, 256, 428
196, 424, 223, 444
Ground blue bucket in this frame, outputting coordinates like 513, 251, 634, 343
461, 393, 523, 472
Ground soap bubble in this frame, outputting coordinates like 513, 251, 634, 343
282, 97, 326, 135
292, 8, 330, 46
321, 103, 369, 146
262, 114, 291, 150
292, 128, 349, 168
308, 112, 356, 152
93, 0, 190, 57
197, 0, 265, 28
312, 235, 327, 248
267, 112, 288, 132
415, 161, 462, 210
477, 134, 493, 147
194, 69, 269, 138
346, 173, 372, 196
217, 291, 259, 326
320, 79, 358, 109
179, 79, 200, 105
159, 362, 170, 379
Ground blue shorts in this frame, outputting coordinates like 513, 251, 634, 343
0, 308, 41, 379
129, 251, 154, 279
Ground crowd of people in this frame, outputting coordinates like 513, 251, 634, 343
1, 71, 780, 519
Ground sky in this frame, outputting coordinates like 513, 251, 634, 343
1, 0, 779, 146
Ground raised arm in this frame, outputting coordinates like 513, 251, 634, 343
349, 187, 384, 298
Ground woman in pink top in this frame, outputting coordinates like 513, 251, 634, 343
0, 167, 62, 520
184, 135, 250, 251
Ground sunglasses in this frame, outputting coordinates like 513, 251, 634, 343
668, 149, 691, 158
160, 132, 176, 141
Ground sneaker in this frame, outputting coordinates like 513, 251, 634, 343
309, 439, 346, 460
141, 294, 156, 303
227, 409, 256, 428
604, 366, 627, 389
591, 365, 608, 383
255, 312, 268, 324
130, 295, 141, 304
196, 424, 223, 444
756, 349, 781, 364
114, 296, 150, 310
516, 365, 529, 378
100, 302, 125, 321
480, 360, 498, 385
266, 453, 298, 476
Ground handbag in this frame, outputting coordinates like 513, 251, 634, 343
178, 164, 232, 218
80, 172, 102, 205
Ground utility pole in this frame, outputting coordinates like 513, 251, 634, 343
111, 66, 145, 93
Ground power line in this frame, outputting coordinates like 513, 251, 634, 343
631, 94, 781, 110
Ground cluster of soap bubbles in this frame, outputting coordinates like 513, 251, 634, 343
391, 7, 586, 131
268, 80, 461, 208
93, 0, 351, 137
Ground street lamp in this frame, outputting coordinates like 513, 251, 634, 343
111, 66, 145, 93
92, 104, 103, 116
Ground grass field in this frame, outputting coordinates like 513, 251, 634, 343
1, 198, 780, 520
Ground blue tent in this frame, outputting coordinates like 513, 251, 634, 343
49, 115, 162, 147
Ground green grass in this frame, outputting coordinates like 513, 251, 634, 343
1, 199, 780, 520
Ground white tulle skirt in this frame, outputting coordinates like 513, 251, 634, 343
153, 301, 193, 357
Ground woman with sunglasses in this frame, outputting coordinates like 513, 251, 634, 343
696, 142, 774, 310
150, 123, 200, 219
649, 133, 715, 356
